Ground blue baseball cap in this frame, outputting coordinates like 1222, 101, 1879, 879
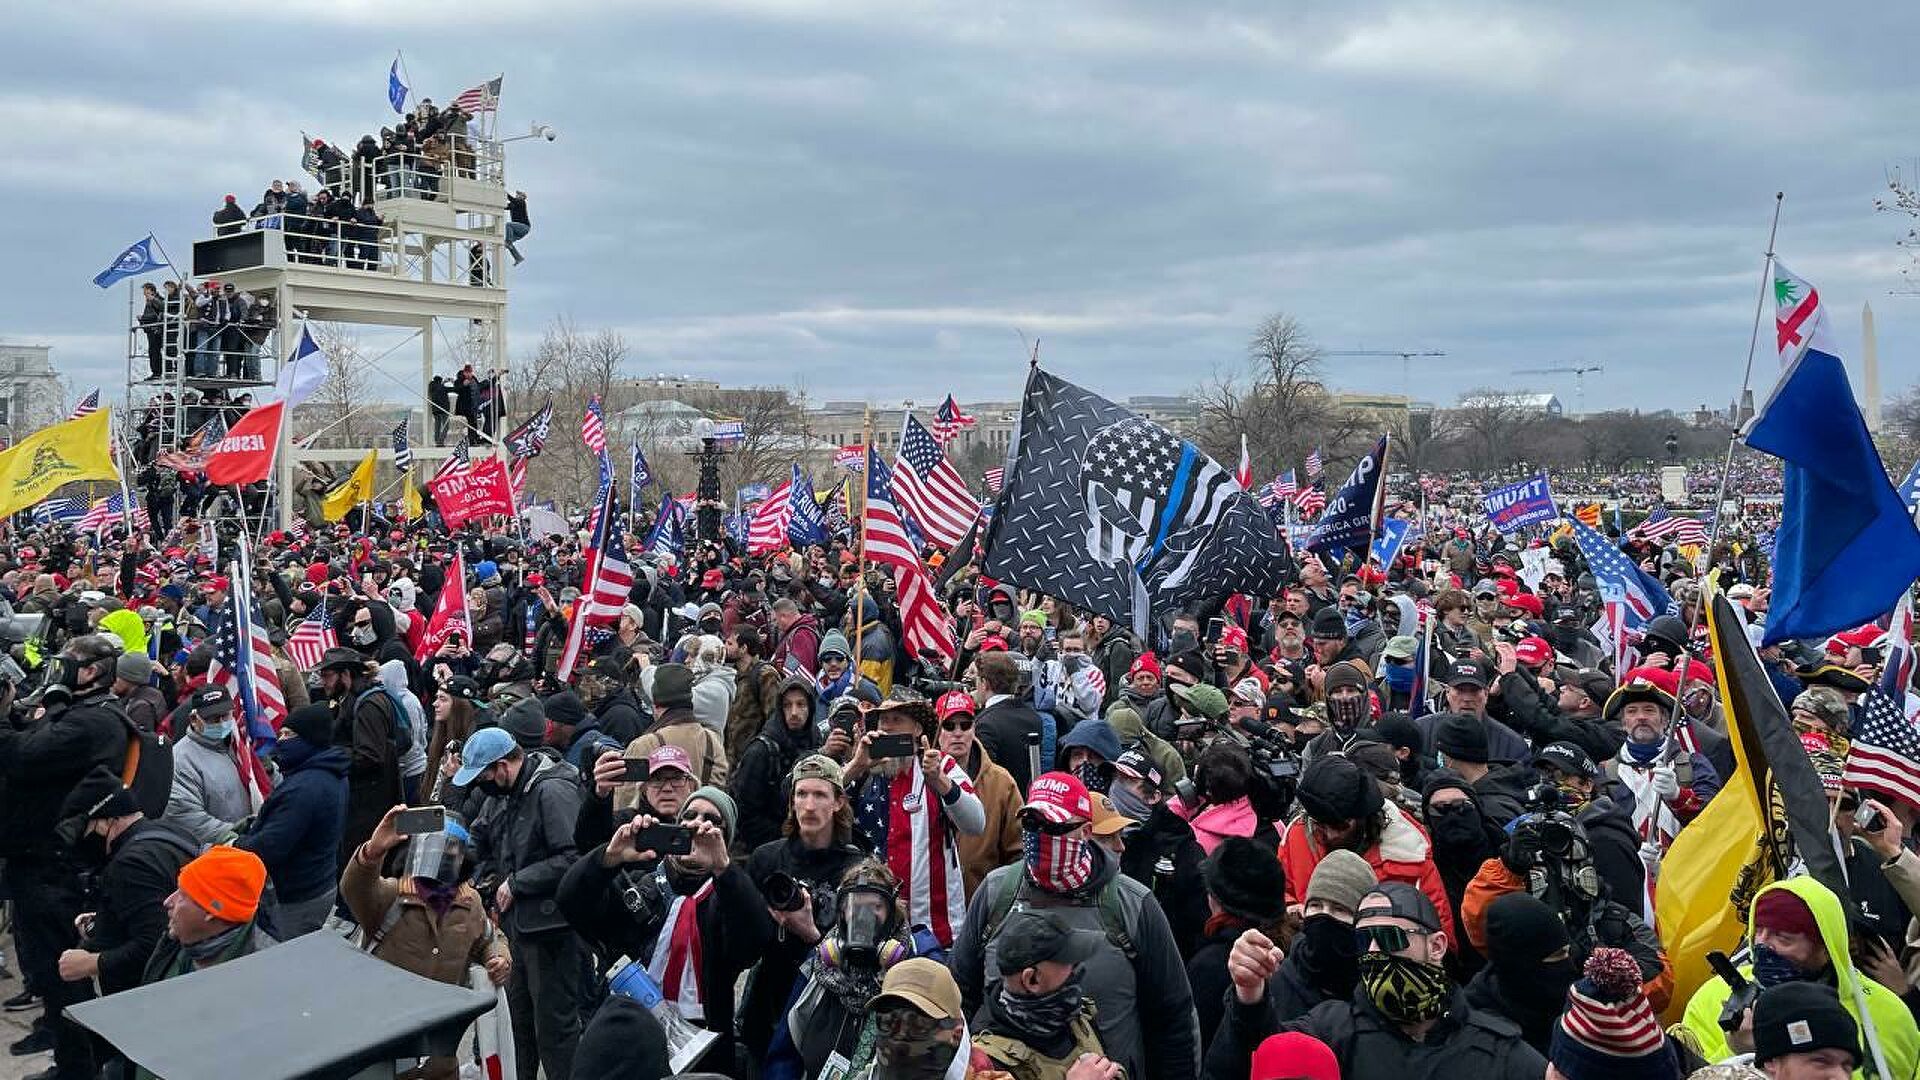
451, 727, 516, 787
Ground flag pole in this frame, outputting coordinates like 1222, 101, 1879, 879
854, 408, 873, 673
111, 413, 137, 538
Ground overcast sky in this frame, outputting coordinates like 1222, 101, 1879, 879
12, 1, 1920, 416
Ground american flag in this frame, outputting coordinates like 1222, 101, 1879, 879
1567, 518, 1674, 633
207, 547, 286, 772
434, 437, 472, 480
581, 395, 607, 457
31, 498, 87, 525
390, 419, 413, 473
505, 396, 554, 459
1845, 592, 1920, 809
68, 388, 101, 420
931, 395, 977, 443
1418, 474, 1448, 497
450, 75, 503, 114
78, 493, 150, 535
287, 518, 309, 543
1293, 484, 1327, 517
1631, 506, 1710, 546
984, 467, 1004, 494
1261, 470, 1298, 508
891, 414, 979, 549
865, 449, 955, 662
284, 600, 337, 671
747, 478, 794, 555
557, 484, 634, 680
508, 457, 528, 509
1305, 446, 1324, 479
155, 415, 227, 473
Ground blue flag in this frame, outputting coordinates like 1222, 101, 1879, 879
1745, 345, 1920, 644
93, 235, 167, 289
1307, 436, 1389, 555
788, 464, 829, 547
645, 498, 685, 557
388, 56, 409, 114
1898, 458, 1920, 524
1369, 517, 1414, 567
1568, 518, 1673, 634
1482, 472, 1558, 534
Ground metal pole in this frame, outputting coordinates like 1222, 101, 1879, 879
853, 408, 873, 679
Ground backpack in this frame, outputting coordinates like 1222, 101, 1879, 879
357, 684, 411, 757
113, 700, 174, 821
979, 867, 1135, 961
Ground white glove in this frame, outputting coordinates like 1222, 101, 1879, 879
1639, 839, 1663, 879
1650, 763, 1680, 801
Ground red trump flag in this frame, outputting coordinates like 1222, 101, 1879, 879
203, 401, 285, 486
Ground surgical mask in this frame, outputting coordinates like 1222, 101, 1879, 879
199, 719, 234, 741
1358, 951, 1450, 1024
996, 968, 1085, 1037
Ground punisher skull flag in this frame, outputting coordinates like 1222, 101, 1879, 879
980, 366, 1295, 637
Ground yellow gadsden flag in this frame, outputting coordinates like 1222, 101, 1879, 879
0, 409, 119, 518
321, 449, 377, 522
401, 469, 423, 521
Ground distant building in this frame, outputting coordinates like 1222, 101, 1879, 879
0, 344, 67, 441
1330, 391, 1412, 429
1125, 395, 1201, 435
1457, 391, 1563, 418
809, 399, 1020, 464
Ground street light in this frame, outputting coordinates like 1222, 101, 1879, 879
500, 123, 556, 144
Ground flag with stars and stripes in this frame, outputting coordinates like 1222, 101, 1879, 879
1259, 471, 1297, 508
31, 498, 87, 526
557, 484, 634, 681
434, 437, 472, 480
1293, 483, 1326, 517
931, 395, 977, 443
284, 600, 336, 671
78, 493, 150, 535
582, 395, 608, 457
155, 415, 228, 473
747, 478, 794, 555
505, 396, 554, 460
1305, 446, 1324, 479
1567, 517, 1674, 634
1631, 505, 1710, 546
205, 548, 281, 804
390, 419, 413, 473
287, 518, 309, 543
68, 388, 101, 420
979, 367, 1294, 637
1845, 591, 1920, 810
891, 413, 979, 549
865, 448, 955, 662
983, 467, 1004, 494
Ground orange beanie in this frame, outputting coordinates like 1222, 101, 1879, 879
177, 846, 267, 924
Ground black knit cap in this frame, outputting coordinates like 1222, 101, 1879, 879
1295, 754, 1384, 825
284, 703, 334, 747
1432, 712, 1489, 765
1202, 836, 1289, 924
1310, 607, 1348, 640
1753, 982, 1858, 1066
1483, 892, 1570, 969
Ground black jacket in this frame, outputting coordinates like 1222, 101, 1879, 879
730, 693, 821, 854
974, 694, 1046, 794
738, 835, 869, 1065
329, 675, 404, 869
473, 754, 583, 936
87, 820, 200, 994
1188, 919, 1242, 1055
1469, 765, 1533, 829
1575, 794, 1646, 915
1204, 987, 1548, 1080
1117, 803, 1208, 958
0, 690, 131, 860
594, 689, 649, 748
1487, 669, 1622, 764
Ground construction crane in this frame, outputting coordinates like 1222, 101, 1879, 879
1322, 349, 1447, 399
1512, 365, 1603, 414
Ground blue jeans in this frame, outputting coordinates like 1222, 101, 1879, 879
506, 220, 530, 261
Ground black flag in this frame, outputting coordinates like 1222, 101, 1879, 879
979, 367, 1294, 636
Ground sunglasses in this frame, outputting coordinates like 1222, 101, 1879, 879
874, 1007, 955, 1038
1023, 815, 1085, 836
940, 719, 974, 732
1355, 924, 1425, 953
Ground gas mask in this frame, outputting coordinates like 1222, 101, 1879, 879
1508, 812, 1601, 922
826, 884, 905, 970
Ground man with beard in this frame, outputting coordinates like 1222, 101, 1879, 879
1089, 613, 1135, 712
1268, 606, 1309, 665
1257, 850, 1373, 1023
951, 771, 1201, 1080
1603, 676, 1720, 862
730, 673, 821, 853
1462, 893, 1578, 1055
974, 910, 1125, 1078
1212, 883, 1546, 1080
936, 691, 1024, 898
316, 647, 404, 868
1108, 748, 1207, 957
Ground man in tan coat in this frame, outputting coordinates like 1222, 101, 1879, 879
617, 663, 727, 812
934, 690, 1023, 897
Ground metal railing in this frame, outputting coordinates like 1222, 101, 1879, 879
299, 132, 505, 205
128, 289, 280, 385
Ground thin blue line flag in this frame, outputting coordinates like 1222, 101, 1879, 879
1744, 331, 1920, 644
92, 235, 167, 289
388, 56, 408, 114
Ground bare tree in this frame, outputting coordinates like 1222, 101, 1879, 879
302, 322, 369, 448
1451, 388, 1533, 473
1194, 312, 1366, 481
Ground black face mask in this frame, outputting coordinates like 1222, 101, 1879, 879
1495, 955, 1579, 1019
1295, 914, 1360, 998
1427, 802, 1490, 854
474, 777, 510, 798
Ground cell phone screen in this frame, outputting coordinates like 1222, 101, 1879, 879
621, 757, 651, 782
634, 823, 695, 856
394, 807, 447, 836
871, 733, 917, 760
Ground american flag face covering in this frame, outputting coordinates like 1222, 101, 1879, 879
1023, 828, 1093, 894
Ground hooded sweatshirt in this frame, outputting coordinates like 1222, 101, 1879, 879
1681, 875, 1919, 1078
729, 674, 820, 852
378, 659, 428, 782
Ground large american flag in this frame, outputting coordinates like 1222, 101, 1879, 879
285, 600, 337, 671
505, 396, 554, 460
931, 395, 977, 443
1845, 593, 1920, 810
865, 449, 955, 662
206, 548, 283, 804
581, 395, 608, 457
1305, 446, 1324, 479
434, 437, 472, 480
892, 413, 979, 549
557, 484, 634, 680
1567, 517, 1674, 633
390, 419, 413, 473
1293, 483, 1327, 517
747, 478, 794, 555
1262, 470, 1298, 508
1631, 506, 1710, 546
78, 493, 150, 535
450, 75, 503, 114
68, 388, 101, 420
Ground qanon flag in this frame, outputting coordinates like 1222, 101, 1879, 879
980, 367, 1294, 637
203, 401, 284, 487
1306, 436, 1389, 556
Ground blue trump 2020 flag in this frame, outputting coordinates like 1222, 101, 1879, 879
93, 235, 168, 289
1308, 436, 1390, 556
1745, 330, 1920, 643
388, 56, 409, 114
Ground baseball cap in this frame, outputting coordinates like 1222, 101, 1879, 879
1535, 740, 1600, 780
1358, 881, 1442, 932
646, 745, 695, 779
934, 690, 977, 722
1514, 636, 1553, 666
995, 909, 1098, 974
442, 675, 484, 703
1381, 635, 1418, 662
1022, 771, 1093, 825
788, 753, 845, 793
1444, 660, 1489, 689
450, 727, 516, 787
1112, 748, 1162, 789
188, 684, 234, 718
1218, 624, 1249, 653
1087, 793, 1131, 838
869, 957, 964, 1021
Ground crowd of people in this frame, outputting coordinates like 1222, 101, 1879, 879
0, 452, 1905, 1080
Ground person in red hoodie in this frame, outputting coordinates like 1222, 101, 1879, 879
1278, 754, 1454, 943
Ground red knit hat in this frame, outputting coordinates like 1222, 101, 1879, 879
1549, 947, 1672, 1078
1753, 887, 1820, 939
1128, 652, 1162, 680
1250, 1032, 1339, 1080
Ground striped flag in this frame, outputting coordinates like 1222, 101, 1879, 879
284, 600, 336, 671
1305, 446, 1324, 479
508, 457, 528, 509
31, 498, 87, 525
451, 75, 503, 114
1293, 483, 1327, 517
434, 437, 472, 480
891, 413, 979, 549
390, 420, 413, 473
1267, 470, 1299, 505
1574, 502, 1603, 528
557, 484, 634, 681
865, 449, 956, 662
68, 388, 101, 420
747, 478, 795, 555
206, 547, 282, 804
1235, 434, 1253, 489
581, 395, 607, 457
78, 493, 150, 535
287, 518, 309, 543
155, 415, 227, 473
1630, 506, 1709, 546
983, 467, 1004, 494
505, 395, 554, 460
1843, 591, 1920, 810
931, 395, 977, 443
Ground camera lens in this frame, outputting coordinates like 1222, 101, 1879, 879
762, 871, 803, 912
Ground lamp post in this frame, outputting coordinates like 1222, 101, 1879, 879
686, 419, 728, 542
